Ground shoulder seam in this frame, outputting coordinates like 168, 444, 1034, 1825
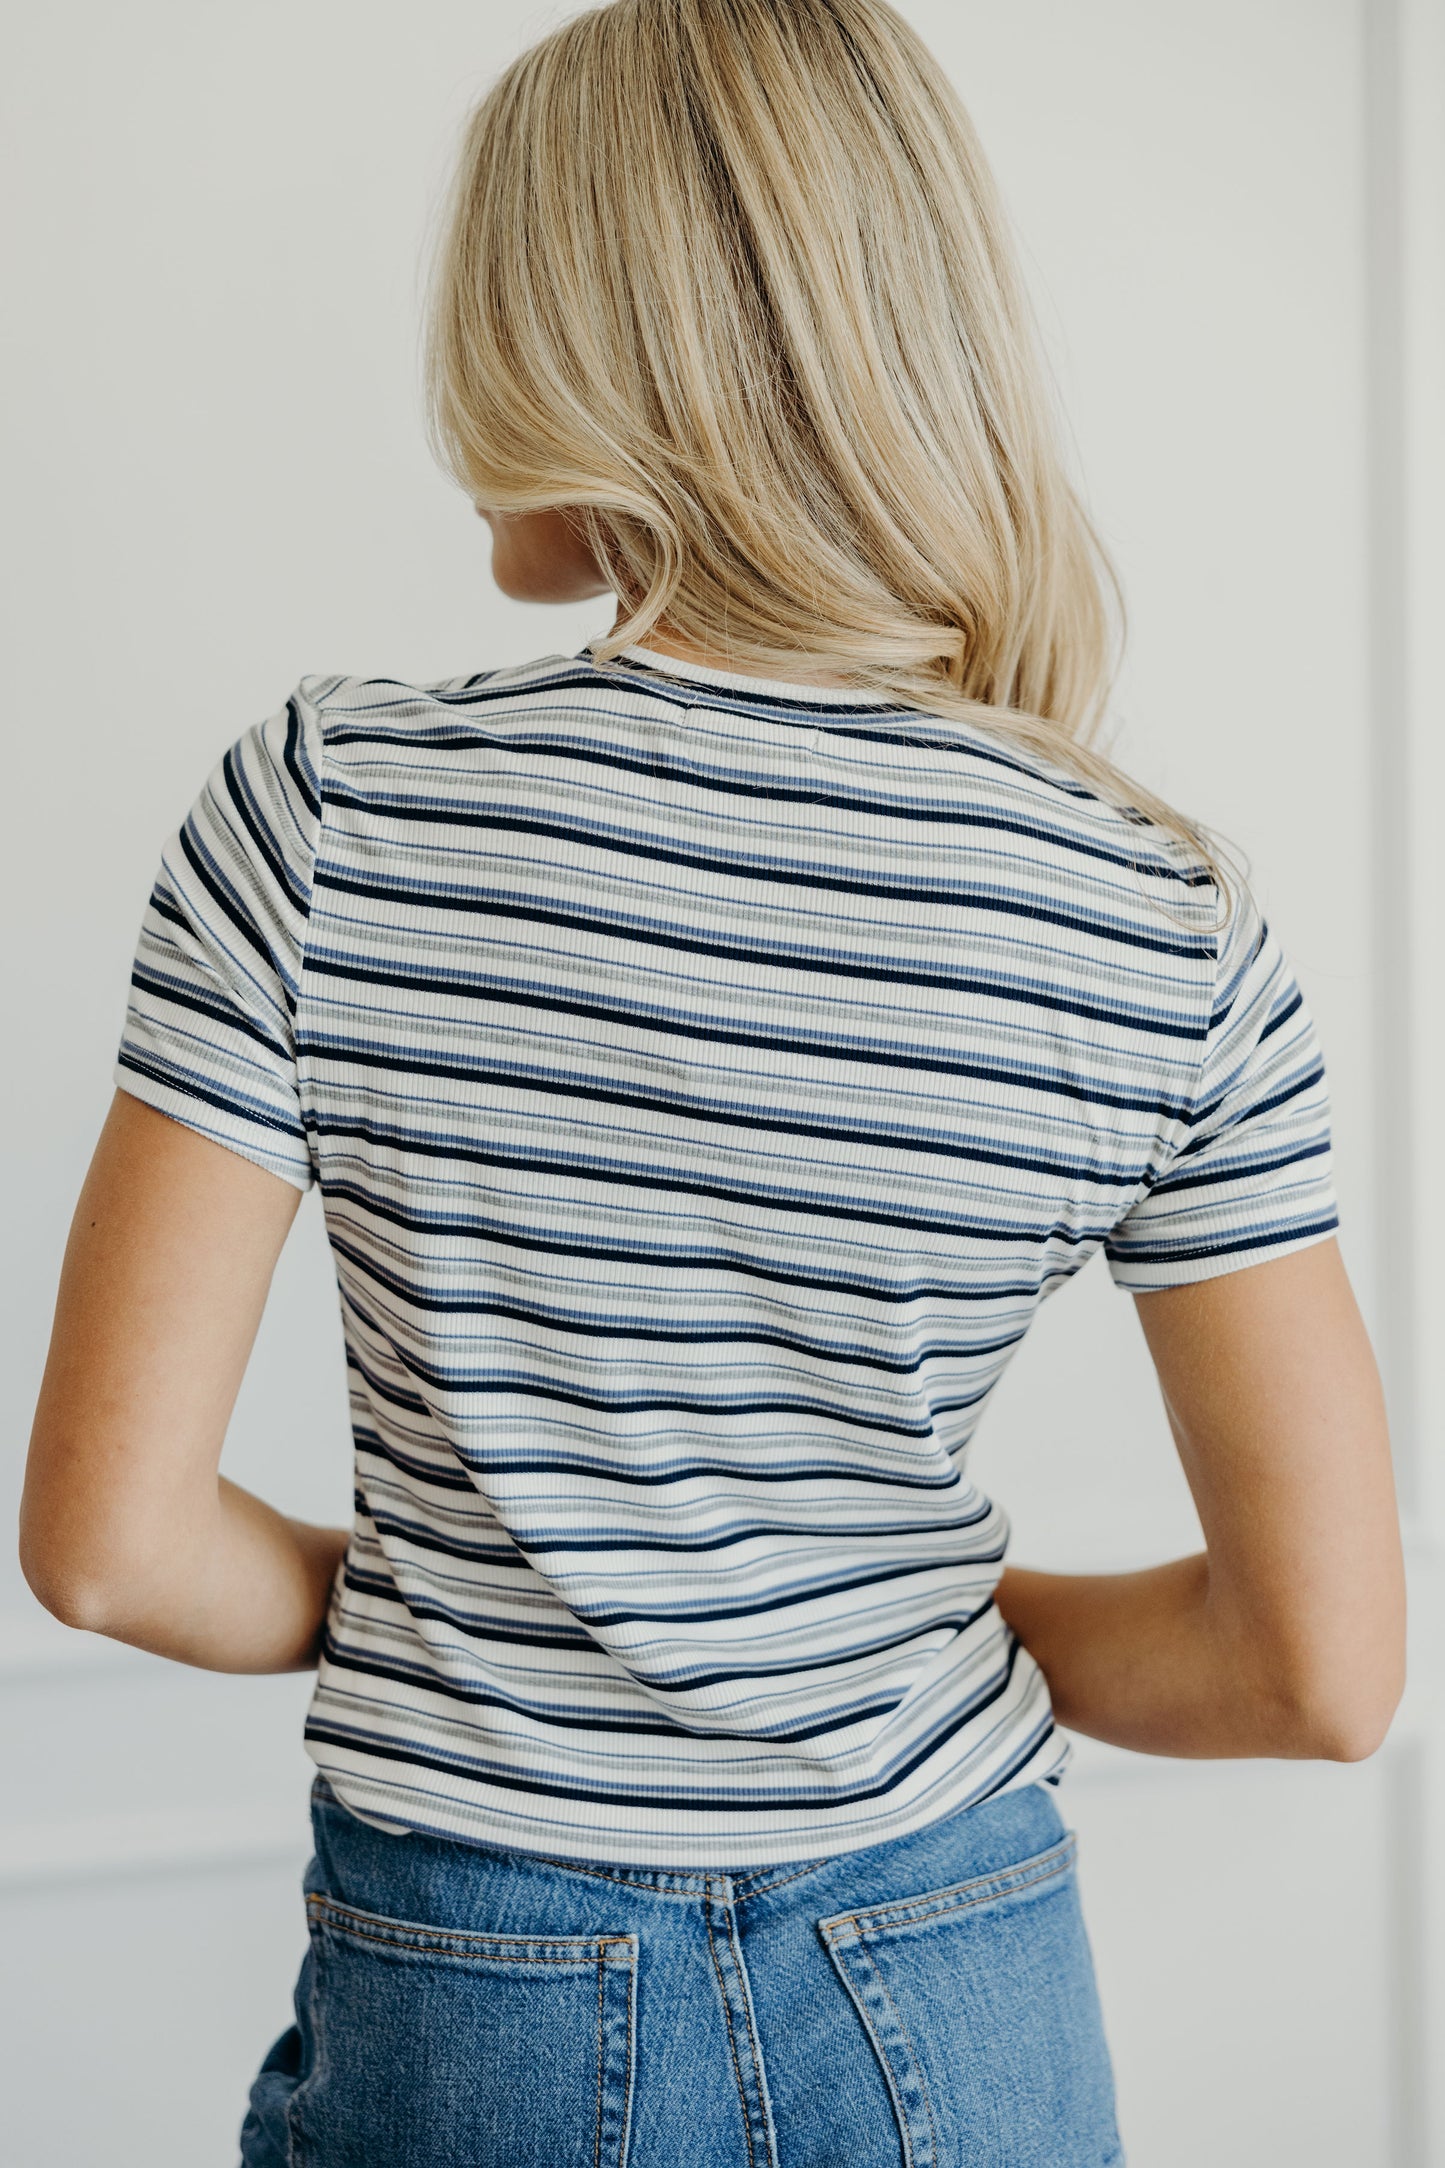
1144, 868, 1229, 1187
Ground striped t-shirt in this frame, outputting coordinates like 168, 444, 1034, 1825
114, 643, 1340, 1866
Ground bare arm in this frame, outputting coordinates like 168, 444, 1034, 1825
20, 1090, 348, 1673
993, 1238, 1406, 1761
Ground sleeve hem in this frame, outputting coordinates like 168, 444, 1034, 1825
113, 1062, 315, 1195
1106, 1217, 1339, 1292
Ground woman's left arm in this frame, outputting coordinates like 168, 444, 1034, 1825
20, 1089, 348, 1673
993, 1237, 1406, 1760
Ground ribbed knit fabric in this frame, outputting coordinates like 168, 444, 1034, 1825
114, 643, 1339, 1865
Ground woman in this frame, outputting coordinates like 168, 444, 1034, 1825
20, 2, 1404, 2162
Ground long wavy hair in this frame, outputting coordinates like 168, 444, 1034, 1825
423, 0, 1236, 916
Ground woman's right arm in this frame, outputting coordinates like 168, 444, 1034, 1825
992, 1236, 1406, 1762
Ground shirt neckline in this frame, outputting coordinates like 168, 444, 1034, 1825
586, 640, 894, 708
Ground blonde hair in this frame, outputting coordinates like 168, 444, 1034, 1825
423, 0, 1237, 918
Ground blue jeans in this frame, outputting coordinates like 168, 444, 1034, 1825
240, 1773, 1123, 2167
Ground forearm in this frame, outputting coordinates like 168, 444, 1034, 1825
56, 1477, 349, 1674
994, 1554, 1334, 1760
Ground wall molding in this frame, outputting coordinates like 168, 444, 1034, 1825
1362, 1, 1445, 2160
1365, 0, 1445, 1533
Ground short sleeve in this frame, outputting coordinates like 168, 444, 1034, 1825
113, 682, 326, 1191
1104, 877, 1340, 1290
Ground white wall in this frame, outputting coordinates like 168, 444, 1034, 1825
3, 3, 1440, 2162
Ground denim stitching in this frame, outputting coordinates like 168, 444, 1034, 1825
822, 1834, 1076, 1940
617, 1954, 636, 2168
461, 1844, 827, 1900
307, 1894, 633, 1963
704, 1886, 759, 2168
721, 1899, 777, 2165
731, 1858, 833, 1905
510, 1853, 714, 1894
594, 1947, 604, 2168
857, 1939, 939, 2168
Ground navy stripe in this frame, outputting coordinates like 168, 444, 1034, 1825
319, 785, 1206, 920
312, 1112, 1115, 1245
298, 1032, 1157, 1184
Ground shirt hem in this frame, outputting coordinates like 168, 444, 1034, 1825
301, 1728, 1075, 1873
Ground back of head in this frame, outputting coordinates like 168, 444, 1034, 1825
425, 0, 1230, 904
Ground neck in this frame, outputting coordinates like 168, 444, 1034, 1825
613, 607, 855, 690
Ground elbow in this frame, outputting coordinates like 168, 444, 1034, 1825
1226, 1569, 1408, 1765
1267, 1662, 1406, 1764
18, 1510, 134, 1639
20, 1456, 202, 1646
1308, 1692, 1403, 1764
20, 1547, 125, 1638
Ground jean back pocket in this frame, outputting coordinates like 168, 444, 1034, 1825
817, 1833, 1122, 2168
286, 1892, 637, 2168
